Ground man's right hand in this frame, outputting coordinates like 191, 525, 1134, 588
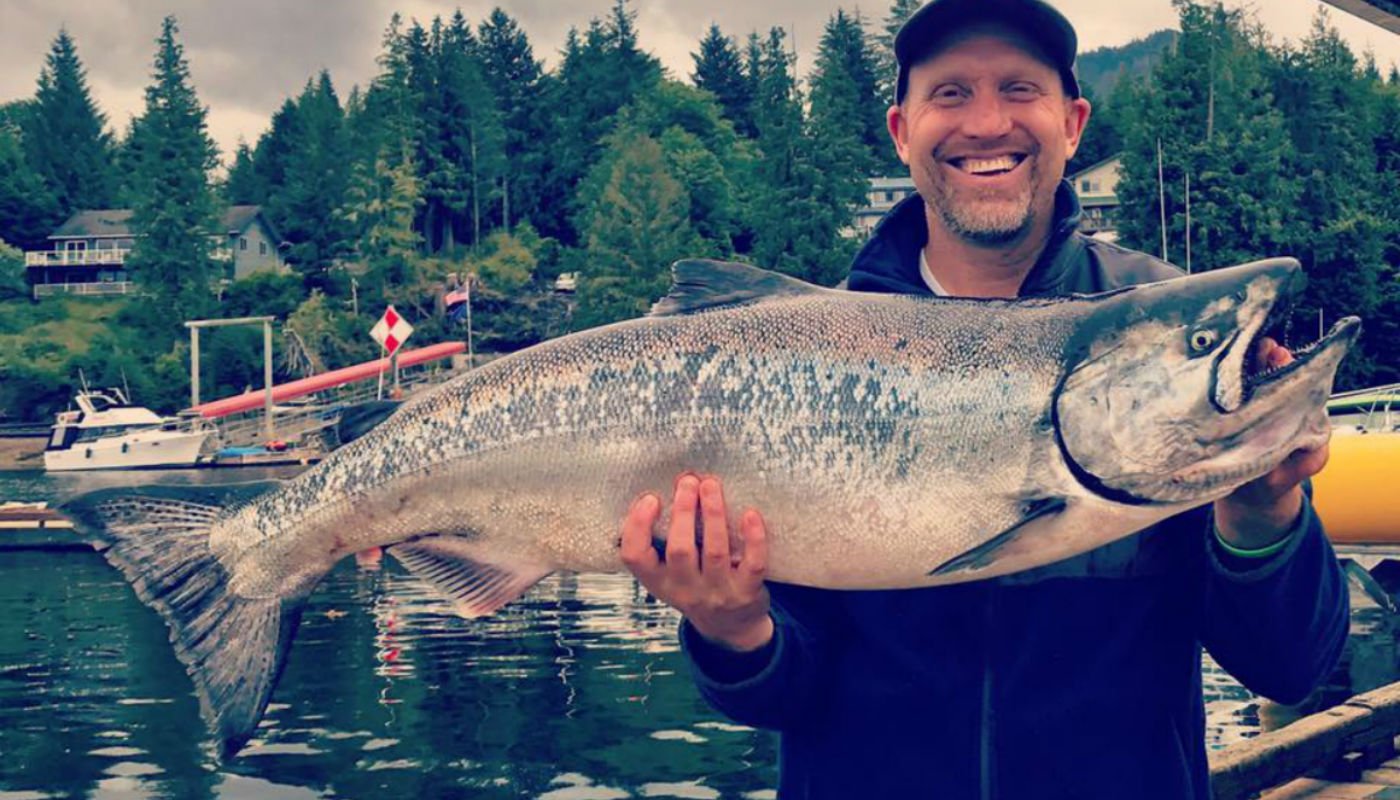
620, 474, 774, 652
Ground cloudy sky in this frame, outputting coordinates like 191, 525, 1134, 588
2, 0, 1397, 163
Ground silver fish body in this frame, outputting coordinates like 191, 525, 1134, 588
63, 257, 1360, 754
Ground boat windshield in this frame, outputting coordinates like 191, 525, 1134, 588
73, 424, 156, 443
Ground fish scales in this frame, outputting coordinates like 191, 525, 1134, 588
214, 291, 1081, 594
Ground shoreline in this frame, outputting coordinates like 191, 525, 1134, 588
0, 438, 45, 471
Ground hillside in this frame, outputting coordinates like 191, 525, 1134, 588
1078, 29, 1177, 100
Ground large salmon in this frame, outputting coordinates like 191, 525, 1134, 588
63, 258, 1358, 755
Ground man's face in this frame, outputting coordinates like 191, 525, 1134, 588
888, 28, 1091, 247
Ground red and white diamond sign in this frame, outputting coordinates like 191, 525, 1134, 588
370, 305, 414, 356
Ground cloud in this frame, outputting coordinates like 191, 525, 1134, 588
1, 0, 1396, 163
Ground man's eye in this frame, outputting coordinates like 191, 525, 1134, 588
1006, 83, 1038, 97
932, 86, 966, 103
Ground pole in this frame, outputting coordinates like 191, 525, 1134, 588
465, 275, 474, 369
351, 277, 359, 317
1157, 138, 1169, 263
1184, 172, 1192, 274
391, 350, 401, 398
190, 327, 201, 408
263, 320, 275, 442
377, 347, 386, 401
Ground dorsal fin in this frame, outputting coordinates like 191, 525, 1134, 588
649, 259, 826, 317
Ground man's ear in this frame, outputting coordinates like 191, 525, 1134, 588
886, 104, 912, 166
1063, 97, 1092, 160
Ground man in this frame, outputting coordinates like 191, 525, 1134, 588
619, 0, 1349, 797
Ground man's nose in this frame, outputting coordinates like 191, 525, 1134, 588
959, 93, 1014, 139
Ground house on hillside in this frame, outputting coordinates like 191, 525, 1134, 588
24, 205, 284, 299
1068, 154, 1122, 243
850, 176, 919, 238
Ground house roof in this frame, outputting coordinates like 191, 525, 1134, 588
1067, 154, 1122, 182
49, 205, 274, 240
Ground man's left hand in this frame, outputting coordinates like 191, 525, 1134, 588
1213, 338, 1330, 550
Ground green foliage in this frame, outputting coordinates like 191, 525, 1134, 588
122, 15, 221, 327
224, 141, 262, 204
576, 133, 703, 329
0, 239, 27, 300
0, 113, 60, 249
538, 1, 664, 244
1110, 0, 1397, 387
23, 29, 117, 221
692, 25, 754, 138
268, 72, 356, 292
221, 271, 305, 319
477, 8, 548, 232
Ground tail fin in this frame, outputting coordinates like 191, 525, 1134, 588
62, 482, 296, 758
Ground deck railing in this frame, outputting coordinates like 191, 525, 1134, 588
25, 249, 131, 267
32, 281, 137, 298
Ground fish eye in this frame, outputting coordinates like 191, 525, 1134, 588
1189, 329, 1219, 354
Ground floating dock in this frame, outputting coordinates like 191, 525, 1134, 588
1213, 682, 1400, 799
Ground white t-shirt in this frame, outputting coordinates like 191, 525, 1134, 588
919, 249, 950, 297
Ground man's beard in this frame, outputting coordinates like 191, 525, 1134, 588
925, 157, 1040, 246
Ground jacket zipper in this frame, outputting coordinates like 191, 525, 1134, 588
980, 584, 998, 800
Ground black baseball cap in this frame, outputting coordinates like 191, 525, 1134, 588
894, 0, 1081, 103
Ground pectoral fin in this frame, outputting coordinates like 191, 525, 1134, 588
388, 536, 552, 618
929, 498, 1068, 577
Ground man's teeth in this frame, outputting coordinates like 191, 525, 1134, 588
959, 155, 1021, 174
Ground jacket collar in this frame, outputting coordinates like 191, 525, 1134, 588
847, 180, 1084, 298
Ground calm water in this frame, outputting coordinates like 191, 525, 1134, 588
1, 469, 1395, 799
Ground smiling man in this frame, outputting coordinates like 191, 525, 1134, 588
619, 1, 1349, 797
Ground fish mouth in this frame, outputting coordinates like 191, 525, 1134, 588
1214, 268, 1360, 414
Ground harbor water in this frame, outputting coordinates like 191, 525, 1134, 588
0, 469, 1394, 799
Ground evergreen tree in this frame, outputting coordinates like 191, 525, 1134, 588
123, 15, 221, 325
746, 27, 853, 284
478, 8, 547, 231
692, 24, 754, 137
272, 71, 356, 293
421, 11, 505, 254
1115, 1, 1296, 272
0, 117, 59, 249
224, 140, 262, 204
574, 80, 753, 256
251, 99, 300, 203
875, 0, 921, 105
539, 1, 663, 243
24, 29, 116, 219
576, 133, 701, 329
1268, 10, 1387, 387
812, 10, 886, 174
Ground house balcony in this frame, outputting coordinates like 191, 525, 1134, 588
33, 281, 137, 299
25, 248, 132, 267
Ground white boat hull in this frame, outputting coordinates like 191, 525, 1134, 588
44, 428, 212, 471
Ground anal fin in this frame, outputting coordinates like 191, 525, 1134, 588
929, 498, 1068, 577
387, 536, 552, 618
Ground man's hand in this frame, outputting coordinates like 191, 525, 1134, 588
1214, 338, 1330, 550
619, 474, 774, 652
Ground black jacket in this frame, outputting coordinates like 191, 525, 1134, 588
682, 184, 1350, 799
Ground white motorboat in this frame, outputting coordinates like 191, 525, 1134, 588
44, 388, 213, 471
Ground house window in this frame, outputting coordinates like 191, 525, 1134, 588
1081, 179, 1094, 193
240, 237, 248, 251
259, 242, 267, 256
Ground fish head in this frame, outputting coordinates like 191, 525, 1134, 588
1054, 258, 1360, 506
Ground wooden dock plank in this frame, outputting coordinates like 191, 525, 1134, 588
1213, 684, 1400, 799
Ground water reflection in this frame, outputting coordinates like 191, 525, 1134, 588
2, 468, 1397, 798
0, 547, 778, 799
1203, 577, 1400, 750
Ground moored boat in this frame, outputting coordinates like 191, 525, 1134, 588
43, 388, 213, 471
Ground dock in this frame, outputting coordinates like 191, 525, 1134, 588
1213, 681, 1400, 799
